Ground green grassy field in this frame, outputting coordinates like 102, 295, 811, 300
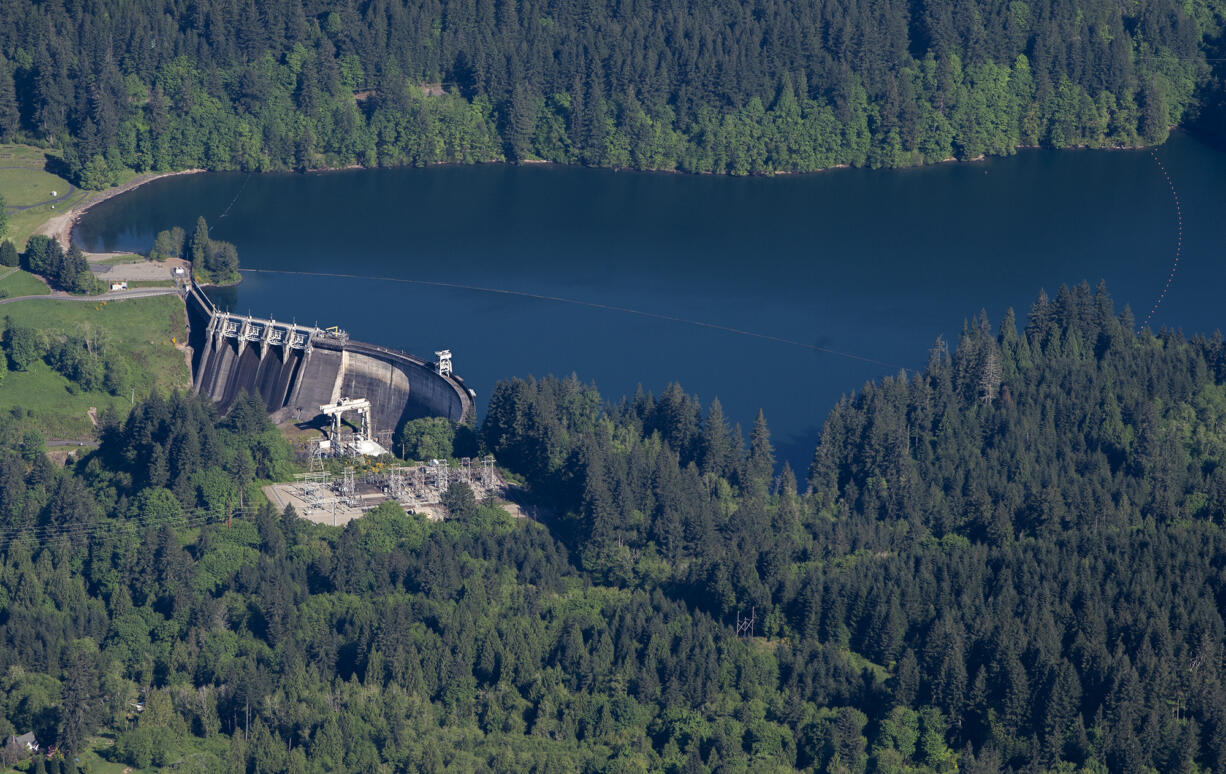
0, 267, 49, 297
1, 753, 134, 774
126, 279, 177, 288
4, 187, 88, 248
0, 143, 81, 248
0, 295, 190, 438
0, 165, 67, 205
2, 738, 165, 774
1, 731, 234, 774
0, 143, 60, 174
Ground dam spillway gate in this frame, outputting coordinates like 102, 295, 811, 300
207, 310, 327, 354
185, 283, 475, 441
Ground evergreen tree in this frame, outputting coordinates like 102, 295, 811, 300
191, 216, 210, 277
57, 245, 90, 293
746, 410, 775, 489
57, 641, 102, 756
508, 84, 539, 161
700, 398, 734, 478
0, 0, 1211, 182
0, 61, 18, 141
442, 481, 478, 520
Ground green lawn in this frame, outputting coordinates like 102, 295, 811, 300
0, 143, 153, 250
3, 186, 88, 249
0, 295, 190, 438
0, 143, 58, 173
0, 166, 68, 207
0, 267, 50, 297
1, 732, 208, 774
127, 280, 177, 288
0, 143, 79, 248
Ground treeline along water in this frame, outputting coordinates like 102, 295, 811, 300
3, 0, 1218, 185
75, 132, 1226, 471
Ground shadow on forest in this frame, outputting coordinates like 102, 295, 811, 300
44, 152, 73, 180
1189, 32, 1226, 150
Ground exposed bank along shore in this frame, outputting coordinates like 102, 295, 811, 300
38, 168, 205, 253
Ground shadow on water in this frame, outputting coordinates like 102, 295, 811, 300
203, 285, 237, 311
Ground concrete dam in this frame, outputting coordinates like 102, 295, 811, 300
185, 284, 474, 437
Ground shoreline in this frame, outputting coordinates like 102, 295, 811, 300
35, 130, 1179, 250
37, 168, 205, 253
30, 130, 1183, 255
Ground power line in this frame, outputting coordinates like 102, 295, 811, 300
0, 511, 220, 541
240, 267, 911, 371
0, 507, 263, 546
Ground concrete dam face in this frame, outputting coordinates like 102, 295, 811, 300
186, 285, 473, 436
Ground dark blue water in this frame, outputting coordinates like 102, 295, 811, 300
76, 132, 1226, 471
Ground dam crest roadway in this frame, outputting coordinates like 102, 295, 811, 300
206, 307, 335, 356
185, 282, 475, 449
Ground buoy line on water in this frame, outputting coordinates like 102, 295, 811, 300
240, 267, 910, 371
1141, 148, 1183, 330
217, 173, 252, 220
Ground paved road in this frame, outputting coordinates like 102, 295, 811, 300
0, 286, 181, 305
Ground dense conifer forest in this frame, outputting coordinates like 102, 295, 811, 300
2, 285, 1226, 771
0, 0, 1224, 182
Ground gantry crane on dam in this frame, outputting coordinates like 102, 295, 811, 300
318, 396, 392, 457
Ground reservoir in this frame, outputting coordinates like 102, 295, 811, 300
76, 132, 1226, 472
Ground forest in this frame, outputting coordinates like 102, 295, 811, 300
0, 0, 1224, 182
2, 284, 1226, 772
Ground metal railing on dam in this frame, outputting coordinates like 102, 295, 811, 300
187, 281, 344, 355
185, 282, 475, 429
